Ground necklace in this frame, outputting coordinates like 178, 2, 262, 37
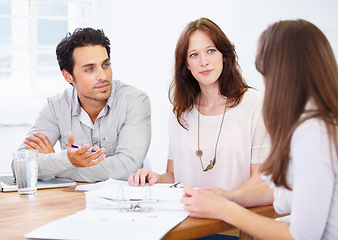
196, 96, 227, 172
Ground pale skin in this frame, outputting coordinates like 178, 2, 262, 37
24, 45, 111, 168
128, 30, 264, 188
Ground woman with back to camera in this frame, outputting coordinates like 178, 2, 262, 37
182, 19, 338, 240
128, 17, 270, 191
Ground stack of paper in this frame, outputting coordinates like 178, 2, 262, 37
82, 179, 185, 211
26, 179, 189, 240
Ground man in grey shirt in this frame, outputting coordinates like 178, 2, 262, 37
16, 28, 151, 182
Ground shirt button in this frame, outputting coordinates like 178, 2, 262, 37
103, 137, 106, 141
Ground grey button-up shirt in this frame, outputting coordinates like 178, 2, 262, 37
18, 80, 151, 182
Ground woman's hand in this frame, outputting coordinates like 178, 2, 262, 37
181, 186, 230, 220
128, 168, 160, 187
199, 186, 236, 201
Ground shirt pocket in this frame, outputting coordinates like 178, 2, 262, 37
100, 131, 119, 155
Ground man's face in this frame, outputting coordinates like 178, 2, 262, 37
67, 45, 112, 104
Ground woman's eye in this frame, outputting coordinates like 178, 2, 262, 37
189, 53, 198, 58
208, 49, 216, 53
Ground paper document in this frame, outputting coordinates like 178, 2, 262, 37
26, 208, 188, 240
26, 179, 188, 240
76, 178, 185, 211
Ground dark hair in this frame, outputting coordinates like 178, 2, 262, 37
169, 18, 249, 129
257, 19, 338, 189
56, 28, 110, 75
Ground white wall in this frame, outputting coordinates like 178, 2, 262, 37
2, 0, 338, 174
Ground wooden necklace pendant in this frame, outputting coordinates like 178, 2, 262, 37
196, 149, 203, 157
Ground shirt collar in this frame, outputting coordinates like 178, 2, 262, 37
71, 88, 81, 117
70, 81, 117, 117
106, 80, 117, 110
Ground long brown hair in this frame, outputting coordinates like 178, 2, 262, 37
169, 17, 249, 129
256, 19, 338, 189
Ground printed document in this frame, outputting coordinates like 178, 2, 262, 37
25, 179, 188, 240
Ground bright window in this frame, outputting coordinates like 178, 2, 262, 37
0, 0, 92, 96
0, 0, 93, 124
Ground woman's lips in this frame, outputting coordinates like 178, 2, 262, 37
199, 69, 213, 75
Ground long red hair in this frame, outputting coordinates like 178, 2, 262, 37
169, 18, 249, 129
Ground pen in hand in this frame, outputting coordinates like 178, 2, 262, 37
71, 144, 96, 152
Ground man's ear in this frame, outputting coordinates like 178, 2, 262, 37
62, 69, 74, 84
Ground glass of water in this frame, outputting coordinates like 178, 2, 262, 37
13, 149, 38, 197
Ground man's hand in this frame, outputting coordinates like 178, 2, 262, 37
67, 132, 106, 167
24, 132, 55, 154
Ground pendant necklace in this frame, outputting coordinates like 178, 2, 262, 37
196, 96, 227, 172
